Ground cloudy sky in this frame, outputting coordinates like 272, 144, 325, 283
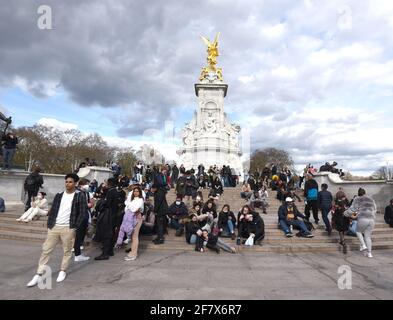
1, 0, 393, 175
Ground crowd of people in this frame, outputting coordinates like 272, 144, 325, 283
12, 160, 388, 288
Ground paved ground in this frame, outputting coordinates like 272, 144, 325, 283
0, 239, 392, 300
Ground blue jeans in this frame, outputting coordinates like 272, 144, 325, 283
2, 148, 16, 169
227, 220, 235, 234
321, 206, 332, 231
349, 220, 357, 234
279, 219, 310, 235
190, 234, 197, 244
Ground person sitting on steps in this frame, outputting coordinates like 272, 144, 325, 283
278, 197, 314, 238
218, 204, 237, 240
167, 196, 189, 236
17, 191, 48, 222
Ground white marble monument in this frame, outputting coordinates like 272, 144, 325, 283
178, 33, 243, 175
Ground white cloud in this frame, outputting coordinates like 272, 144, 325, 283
37, 118, 78, 131
260, 23, 286, 39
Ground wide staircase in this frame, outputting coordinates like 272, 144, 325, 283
1, 187, 392, 253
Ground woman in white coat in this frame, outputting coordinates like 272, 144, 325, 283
17, 192, 49, 222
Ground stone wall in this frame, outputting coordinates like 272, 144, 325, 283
313, 172, 393, 213
0, 167, 112, 205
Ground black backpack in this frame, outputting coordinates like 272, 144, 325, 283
25, 174, 37, 189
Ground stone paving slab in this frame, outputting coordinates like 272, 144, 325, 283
0, 239, 392, 300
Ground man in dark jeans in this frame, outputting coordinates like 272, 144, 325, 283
73, 179, 91, 262
24, 167, 44, 211
304, 175, 319, 224
1, 132, 18, 170
318, 183, 333, 235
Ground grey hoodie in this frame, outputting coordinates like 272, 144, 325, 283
344, 195, 376, 221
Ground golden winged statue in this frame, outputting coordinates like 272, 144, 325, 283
199, 32, 223, 82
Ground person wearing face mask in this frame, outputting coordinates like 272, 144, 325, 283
168, 197, 189, 236
331, 192, 350, 254
73, 179, 93, 262
278, 198, 314, 238
17, 192, 48, 222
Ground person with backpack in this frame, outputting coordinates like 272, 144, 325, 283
304, 174, 319, 224
24, 167, 44, 211
318, 183, 333, 235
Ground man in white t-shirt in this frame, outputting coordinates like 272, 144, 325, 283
27, 173, 87, 287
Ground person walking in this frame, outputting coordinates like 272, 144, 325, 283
344, 188, 377, 258
304, 174, 319, 224
318, 184, 333, 235
26, 173, 87, 287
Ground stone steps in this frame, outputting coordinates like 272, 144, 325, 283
1, 187, 392, 253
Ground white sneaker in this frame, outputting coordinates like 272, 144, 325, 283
124, 255, 137, 261
74, 255, 90, 262
27, 274, 42, 287
80, 246, 84, 250
71, 248, 75, 252
56, 271, 67, 283
16, 218, 21, 221
359, 245, 367, 252
365, 252, 373, 258
123, 238, 130, 245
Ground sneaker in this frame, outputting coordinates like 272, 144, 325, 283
124, 255, 137, 261
71, 248, 75, 252
123, 238, 130, 245
359, 245, 368, 252
285, 233, 293, 238
80, 246, 84, 250
74, 255, 90, 262
365, 252, 373, 258
27, 274, 42, 287
16, 218, 21, 222
305, 234, 314, 238
56, 271, 67, 283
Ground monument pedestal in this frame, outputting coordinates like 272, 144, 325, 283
179, 81, 243, 175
